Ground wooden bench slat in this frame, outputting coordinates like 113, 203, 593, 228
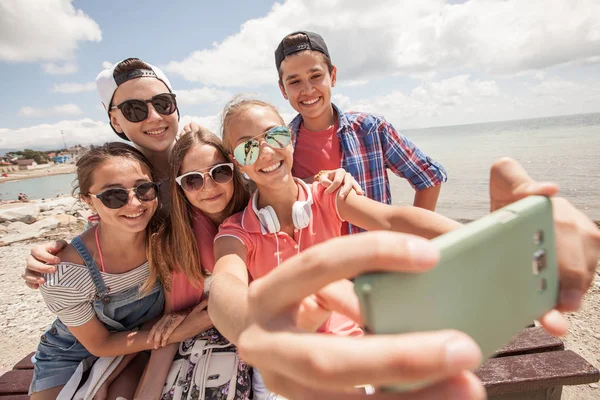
0, 370, 32, 395
0, 395, 30, 399
476, 350, 600, 396
11, 353, 35, 371
494, 327, 564, 357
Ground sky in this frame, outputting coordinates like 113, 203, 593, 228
0, 0, 599, 151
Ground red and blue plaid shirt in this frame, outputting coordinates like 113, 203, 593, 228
289, 104, 447, 234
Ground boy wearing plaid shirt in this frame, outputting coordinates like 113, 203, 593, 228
275, 31, 448, 234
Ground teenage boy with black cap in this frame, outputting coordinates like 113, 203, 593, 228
275, 31, 448, 234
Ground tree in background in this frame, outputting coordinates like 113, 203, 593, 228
22, 149, 50, 164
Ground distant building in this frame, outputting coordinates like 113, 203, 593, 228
15, 159, 38, 170
53, 154, 73, 164
47, 152, 56, 158
15, 159, 36, 167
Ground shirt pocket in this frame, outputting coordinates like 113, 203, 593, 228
39, 325, 79, 352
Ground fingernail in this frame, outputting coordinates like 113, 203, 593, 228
445, 337, 482, 369
407, 239, 439, 266
559, 290, 582, 310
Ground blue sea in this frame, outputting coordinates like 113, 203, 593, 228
1, 112, 599, 220
0, 173, 76, 202
391, 112, 600, 220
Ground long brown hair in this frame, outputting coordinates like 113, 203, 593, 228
145, 127, 250, 291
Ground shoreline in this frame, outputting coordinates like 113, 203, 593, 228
0, 164, 76, 184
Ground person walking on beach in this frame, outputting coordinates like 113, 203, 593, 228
275, 31, 447, 234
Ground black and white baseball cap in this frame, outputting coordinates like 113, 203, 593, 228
95, 59, 174, 140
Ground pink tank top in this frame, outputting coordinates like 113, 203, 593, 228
170, 211, 218, 312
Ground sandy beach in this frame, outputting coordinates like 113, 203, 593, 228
0, 214, 598, 398
0, 163, 76, 184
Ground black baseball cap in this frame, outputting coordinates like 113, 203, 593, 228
274, 31, 330, 70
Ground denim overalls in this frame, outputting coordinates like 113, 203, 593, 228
29, 235, 164, 393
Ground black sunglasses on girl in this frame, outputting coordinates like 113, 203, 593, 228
89, 182, 160, 209
111, 93, 177, 123
176, 163, 234, 192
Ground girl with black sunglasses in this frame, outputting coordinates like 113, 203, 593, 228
29, 143, 199, 399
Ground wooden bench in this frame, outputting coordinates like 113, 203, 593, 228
1, 327, 598, 399
475, 326, 599, 399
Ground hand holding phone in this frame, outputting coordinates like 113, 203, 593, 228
355, 196, 558, 391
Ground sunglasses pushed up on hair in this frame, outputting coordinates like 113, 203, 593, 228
89, 182, 160, 209
176, 163, 235, 192
111, 93, 177, 123
232, 125, 292, 166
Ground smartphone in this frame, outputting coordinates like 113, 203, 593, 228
354, 195, 558, 392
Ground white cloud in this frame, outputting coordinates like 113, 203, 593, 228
176, 87, 233, 106
18, 104, 83, 118
531, 78, 586, 97
52, 82, 96, 94
408, 75, 499, 107
0, 0, 101, 62
166, 0, 600, 87
180, 114, 223, 137
334, 73, 599, 129
0, 119, 113, 150
102, 61, 113, 69
42, 62, 79, 75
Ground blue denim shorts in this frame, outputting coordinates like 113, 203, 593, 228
29, 319, 97, 394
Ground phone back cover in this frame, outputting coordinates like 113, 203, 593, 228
355, 196, 558, 388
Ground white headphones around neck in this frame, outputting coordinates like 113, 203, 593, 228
252, 179, 313, 234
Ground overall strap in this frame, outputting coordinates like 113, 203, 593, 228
70, 236, 110, 296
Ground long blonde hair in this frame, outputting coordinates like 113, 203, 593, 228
144, 127, 250, 292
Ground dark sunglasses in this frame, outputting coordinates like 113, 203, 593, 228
89, 182, 160, 209
175, 163, 234, 192
232, 126, 292, 166
111, 93, 177, 123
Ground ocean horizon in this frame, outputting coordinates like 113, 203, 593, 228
2, 111, 599, 220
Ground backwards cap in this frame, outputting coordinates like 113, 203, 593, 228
274, 31, 330, 71
95, 59, 174, 141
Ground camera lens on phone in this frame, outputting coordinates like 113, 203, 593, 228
532, 249, 547, 275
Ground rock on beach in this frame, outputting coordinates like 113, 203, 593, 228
0, 196, 88, 247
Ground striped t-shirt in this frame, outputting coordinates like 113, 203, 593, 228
41, 262, 150, 327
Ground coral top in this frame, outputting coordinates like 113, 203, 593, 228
217, 181, 363, 337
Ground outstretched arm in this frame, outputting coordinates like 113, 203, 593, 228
338, 190, 461, 239
208, 236, 250, 344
